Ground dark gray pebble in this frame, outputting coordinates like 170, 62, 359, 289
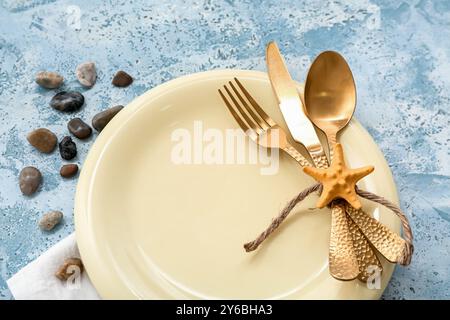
50, 91, 84, 112
59, 136, 77, 160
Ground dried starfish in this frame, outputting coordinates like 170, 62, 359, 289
303, 143, 374, 210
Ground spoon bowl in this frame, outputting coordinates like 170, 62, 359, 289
304, 51, 356, 146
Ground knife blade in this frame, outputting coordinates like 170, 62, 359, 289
266, 42, 326, 164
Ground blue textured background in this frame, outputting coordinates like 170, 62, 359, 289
1, 0, 449, 300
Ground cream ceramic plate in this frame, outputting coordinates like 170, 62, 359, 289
75, 70, 400, 299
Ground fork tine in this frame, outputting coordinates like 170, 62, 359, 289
234, 77, 276, 127
218, 89, 257, 141
223, 85, 261, 133
229, 81, 269, 131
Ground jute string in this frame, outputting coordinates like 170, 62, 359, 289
243, 183, 413, 266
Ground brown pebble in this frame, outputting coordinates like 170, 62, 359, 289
26, 128, 57, 153
60, 164, 78, 178
39, 210, 63, 231
92, 105, 124, 132
19, 166, 42, 196
67, 118, 92, 139
55, 258, 84, 281
35, 71, 64, 89
112, 70, 133, 87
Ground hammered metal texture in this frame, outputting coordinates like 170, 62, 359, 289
313, 148, 380, 282
346, 204, 406, 263
284, 145, 312, 167
310, 152, 329, 169
329, 201, 360, 280
347, 217, 383, 282
313, 150, 360, 280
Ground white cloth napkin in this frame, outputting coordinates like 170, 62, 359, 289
7, 233, 101, 300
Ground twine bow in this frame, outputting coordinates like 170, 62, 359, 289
243, 144, 414, 275
243, 183, 413, 266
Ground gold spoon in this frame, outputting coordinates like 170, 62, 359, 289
304, 51, 356, 150
304, 51, 382, 281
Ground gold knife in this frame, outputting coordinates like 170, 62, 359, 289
266, 42, 328, 168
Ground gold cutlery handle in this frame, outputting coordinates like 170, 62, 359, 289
347, 217, 383, 281
326, 133, 338, 161
329, 201, 359, 280
310, 148, 360, 279
283, 145, 312, 167
312, 147, 380, 281
345, 203, 406, 263
286, 144, 378, 281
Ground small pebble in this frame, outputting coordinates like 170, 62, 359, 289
67, 118, 92, 139
59, 136, 77, 160
19, 166, 42, 196
76, 61, 97, 87
60, 164, 78, 178
35, 71, 64, 89
92, 105, 124, 132
112, 70, 133, 87
26, 128, 57, 153
55, 258, 84, 281
38, 210, 63, 231
50, 91, 84, 112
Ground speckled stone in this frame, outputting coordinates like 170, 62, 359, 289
60, 164, 78, 178
55, 258, 83, 281
50, 91, 84, 112
112, 70, 133, 87
76, 62, 97, 87
38, 210, 63, 231
67, 118, 92, 139
92, 105, 124, 132
35, 71, 64, 89
26, 128, 57, 153
58, 136, 77, 160
19, 166, 42, 196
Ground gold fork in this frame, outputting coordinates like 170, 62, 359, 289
218, 78, 311, 168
